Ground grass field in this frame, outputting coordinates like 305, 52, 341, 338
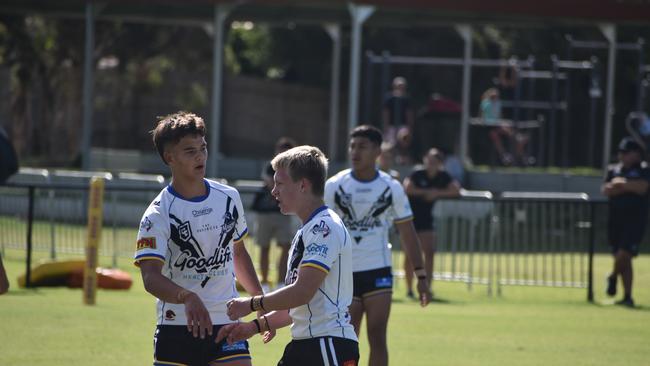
1, 247, 649, 366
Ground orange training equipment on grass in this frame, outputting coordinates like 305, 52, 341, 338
83, 177, 104, 305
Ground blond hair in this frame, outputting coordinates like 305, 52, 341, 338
271, 145, 328, 196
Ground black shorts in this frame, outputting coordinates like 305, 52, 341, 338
278, 337, 359, 366
352, 266, 393, 300
412, 214, 434, 232
609, 218, 645, 257
153, 325, 250, 365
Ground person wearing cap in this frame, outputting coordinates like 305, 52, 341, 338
602, 136, 650, 307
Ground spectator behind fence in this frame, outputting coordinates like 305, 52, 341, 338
134, 111, 263, 365
602, 137, 650, 308
251, 137, 297, 292
480, 88, 528, 166
0, 253, 9, 294
382, 76, 415, 144
403, 148, 461, 299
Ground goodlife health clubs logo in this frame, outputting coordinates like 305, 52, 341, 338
168, 198, 240, 287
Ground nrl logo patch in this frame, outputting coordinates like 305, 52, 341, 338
140, 217, 153, 232
311, 220, 330, 237
179, 222, 192, 242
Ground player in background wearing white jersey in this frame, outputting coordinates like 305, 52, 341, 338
134, 112, 264, 366
325, 125, 430, 366
217, 146, 360, 366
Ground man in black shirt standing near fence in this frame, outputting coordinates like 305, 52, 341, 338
602, 137, 650, 307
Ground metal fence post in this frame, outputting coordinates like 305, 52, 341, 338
25, 186, 35, 288
587, 202, 595, 302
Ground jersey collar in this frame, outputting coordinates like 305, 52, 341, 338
303, 205, 328, 226
351, 169, 379, 183
166, 179, 210, 202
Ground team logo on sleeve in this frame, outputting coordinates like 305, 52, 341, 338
136, 237, 156, 250
305, 243, 329, 258
311, 220, 330, 237
140, 217, 153, 232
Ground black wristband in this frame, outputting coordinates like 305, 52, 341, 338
249, 297, 255, 312
262, 315, 271, 332
417, 275, 426, 280
252, 318, 262, 333
260, 295, 266, 311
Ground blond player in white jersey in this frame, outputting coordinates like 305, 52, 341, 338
325, 125, 430, 366
217, 145, 360, 366
135, 112, 264, 366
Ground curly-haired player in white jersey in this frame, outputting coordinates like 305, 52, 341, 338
134, 111, 264, 366
325, 125, 430, 366
217, 145, 360, 366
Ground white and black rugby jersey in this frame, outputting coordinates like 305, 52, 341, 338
284, 206, 357, 341
324, 169, 413, 272
134, 179, 248, 326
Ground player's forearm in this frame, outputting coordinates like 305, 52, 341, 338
397, 222, 425, 269
258, 282, 316, 311
261, 310, 293, 331
233, 243, 263, 296
141, 270, 190, 304
253, 267, 326, 312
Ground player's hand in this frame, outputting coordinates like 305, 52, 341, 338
215, 322, 257, 344
257, 310, 277, 343
262, 329, 276, 344
182, 292, 212, 339
416, 278, 431, 307
226, 297, 253, 320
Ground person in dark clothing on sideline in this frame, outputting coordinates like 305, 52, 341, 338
403, 148, 461, 298
603, 137, 650, 308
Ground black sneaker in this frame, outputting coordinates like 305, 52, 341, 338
406, 290, 415, 299
606, 275, 617, 297
615, 298, 635, 308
